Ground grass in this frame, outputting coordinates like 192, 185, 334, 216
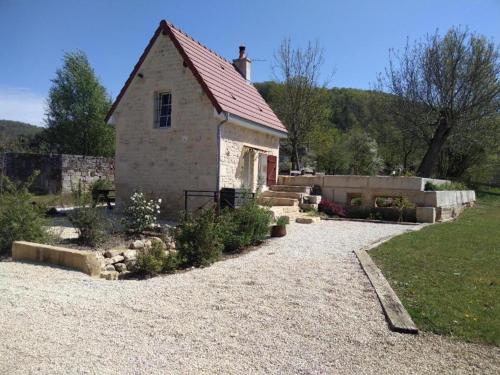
370, 188, 500, 346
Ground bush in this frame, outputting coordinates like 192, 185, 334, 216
0, 174, 48, 255
276, 216, 289, 226
219, 200, 272, 252
90, 178, 113, 204
176, 209, 223, 267
123, 192, 161, 233
318, 199, 346, 217
425, 181, 467, 191
68, 181, 107, 247
135, 239, 177, 276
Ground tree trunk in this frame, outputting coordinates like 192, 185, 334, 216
417, 117, 451, 177
291, 143, 301, 170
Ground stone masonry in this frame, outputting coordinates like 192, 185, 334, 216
0, 152, 114, 194
112, 31, 281, 218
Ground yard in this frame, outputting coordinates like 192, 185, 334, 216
1, 221, 499, 374
371, 188, 500, 345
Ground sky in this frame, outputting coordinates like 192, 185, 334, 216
0, 0, 499, 126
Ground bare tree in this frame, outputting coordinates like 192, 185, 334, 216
272, 38, 330, 170
380, 27, 500, 177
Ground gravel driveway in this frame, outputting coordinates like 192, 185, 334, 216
0, 220, 498, 374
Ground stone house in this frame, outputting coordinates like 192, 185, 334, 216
107, 20, 287, 217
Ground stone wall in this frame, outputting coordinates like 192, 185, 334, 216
60, 155, 114, 193
219, 122, 280, 191
277, 174, 476, 223
0, 152, 114, 194
112, 32, 219, 218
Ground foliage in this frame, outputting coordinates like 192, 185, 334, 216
176, 209, 223, 267
275, 216, 289, 226
371, 189, 500, 345
424, 181, 467, 191
379, 27, 500, 177
0, 120, 43, 153
0, 173, 48, 255
135, 239, 177, 276
90, 178, 113, 204
219, 200, 272, 252
123, 192, 161, 233
318, 199, 346, 217
43, 51, 114, 157
67, 181, 106, 247
345, 130, 384, 175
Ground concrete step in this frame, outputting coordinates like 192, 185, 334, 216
269, 185, 311, 194
256, 196, 299, 207
261, 190, 304, 200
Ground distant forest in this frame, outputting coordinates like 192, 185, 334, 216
0, 120, 43, 153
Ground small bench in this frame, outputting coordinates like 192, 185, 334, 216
93, 188, 116, 209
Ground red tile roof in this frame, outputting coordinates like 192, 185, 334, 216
106, 20, 287, 135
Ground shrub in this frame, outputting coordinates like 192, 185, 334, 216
0, 174, 48, 255
135, 239, 177, 276
318, 199, 346, 217
123, 192, 161, 233
425, 181, 467, 191
276, 216, 289, 226
176, 209, 223, 267
68, 181, 107, 247
219, 200, 272, 252
90, 178, 113, 204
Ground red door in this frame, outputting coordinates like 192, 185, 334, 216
266, 155, 277, 186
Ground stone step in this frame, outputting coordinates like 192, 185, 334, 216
295, 216, 321, 224
268, 206, 301, 220
438, 207, 456, 221
261, 191, 304, 200
269, 185, 311, 194
256, 196, 299, 207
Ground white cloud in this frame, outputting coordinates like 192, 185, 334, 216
0, 86, 46, 126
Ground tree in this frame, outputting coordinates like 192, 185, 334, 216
345, 130, 384, 175
380, 27, 500, 177
44, 51, 114, 156
272, 38, 331, 170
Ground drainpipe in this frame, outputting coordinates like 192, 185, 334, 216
216, 111, 229, 193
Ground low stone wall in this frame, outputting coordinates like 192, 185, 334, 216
0, 152, 114, 194
277, 175, 476, 223
12, 241, 101, 276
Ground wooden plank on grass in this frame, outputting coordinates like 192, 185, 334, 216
355, 248, 418, 334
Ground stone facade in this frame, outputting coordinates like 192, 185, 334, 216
219, 122, 279, 191
112, 33, 281, 218
0, 152, 114, 194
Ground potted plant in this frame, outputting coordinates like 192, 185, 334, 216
271, 216, 289, 237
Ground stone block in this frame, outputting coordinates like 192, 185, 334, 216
416, 207, 436, 223
295, 216, 320, 224
12, 241, 101, 276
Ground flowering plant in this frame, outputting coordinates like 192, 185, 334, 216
318, 198, 346, 217
123, 192, 162, 233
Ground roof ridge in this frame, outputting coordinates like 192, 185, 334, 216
163, 20, 234, 65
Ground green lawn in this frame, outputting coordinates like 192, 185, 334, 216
371, 188, 500, 346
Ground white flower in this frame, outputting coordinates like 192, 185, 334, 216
158, 198, 162, 203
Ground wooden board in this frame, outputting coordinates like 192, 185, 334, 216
355, 248, 418, 334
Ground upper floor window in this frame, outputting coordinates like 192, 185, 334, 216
155, 92, 172, 128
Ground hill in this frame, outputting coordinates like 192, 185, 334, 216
0, 120, 43, 138
0, 120, 43, 152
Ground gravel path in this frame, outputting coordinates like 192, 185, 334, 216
0, 221, 498, 374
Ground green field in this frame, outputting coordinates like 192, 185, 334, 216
371, 188, 500, 345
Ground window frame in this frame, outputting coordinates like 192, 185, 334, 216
155, 91, 172, 129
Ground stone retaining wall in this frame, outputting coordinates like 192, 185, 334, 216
278, 175, 476, 223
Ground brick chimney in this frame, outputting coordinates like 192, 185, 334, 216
233, 45, 251, 81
